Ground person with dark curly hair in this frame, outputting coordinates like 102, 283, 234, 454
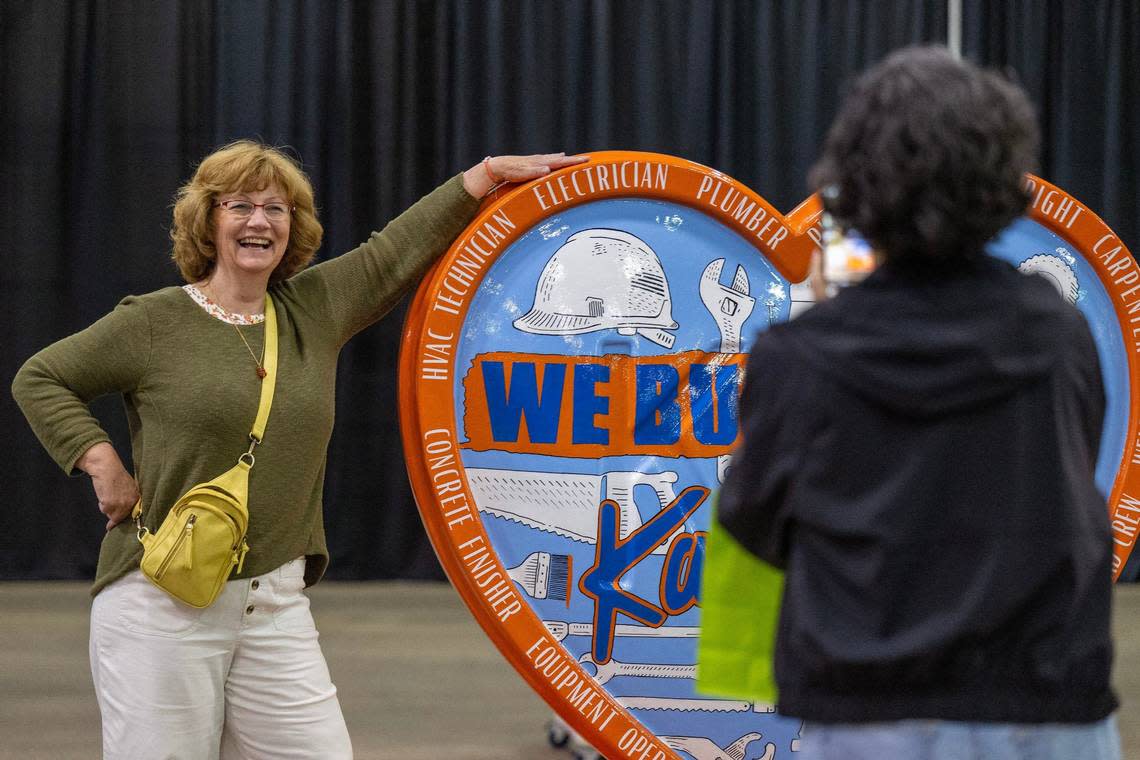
715, 46, 1120, 758
12, 141, 585, 759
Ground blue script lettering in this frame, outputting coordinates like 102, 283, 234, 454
579, 486, 708, 663
661, 531, 705, 615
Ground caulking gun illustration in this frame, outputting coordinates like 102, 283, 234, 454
466, 467, 681, 554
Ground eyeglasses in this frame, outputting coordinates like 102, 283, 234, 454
213, 199, 293, 221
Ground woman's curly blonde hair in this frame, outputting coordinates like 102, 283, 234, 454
171, 140, 323, 283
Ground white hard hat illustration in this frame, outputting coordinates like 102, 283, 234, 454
1018, 253, 1078, 304
513, 229, 678, 348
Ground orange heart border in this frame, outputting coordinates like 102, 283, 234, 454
398, 151, 1139, 759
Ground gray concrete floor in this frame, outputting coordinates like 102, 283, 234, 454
1, 581, 1138, 759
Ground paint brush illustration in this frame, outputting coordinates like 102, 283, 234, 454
506, 551, 572, 604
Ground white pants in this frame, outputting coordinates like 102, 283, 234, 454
90, 558, 353, 759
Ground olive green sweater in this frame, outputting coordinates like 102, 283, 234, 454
13, 176, 480, 595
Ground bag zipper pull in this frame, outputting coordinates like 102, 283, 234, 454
184, 514, 196, 570
235, 540, 250, 574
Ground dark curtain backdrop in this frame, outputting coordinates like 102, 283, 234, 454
964, 0, 1139, 260
4, 1, 1134, 582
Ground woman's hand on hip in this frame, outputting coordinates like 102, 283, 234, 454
76, 442, 141, 531
462, 152, 589, 199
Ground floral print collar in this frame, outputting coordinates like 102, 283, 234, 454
182, 284, 266, 325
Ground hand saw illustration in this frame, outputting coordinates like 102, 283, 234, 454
466, 467, 681, 552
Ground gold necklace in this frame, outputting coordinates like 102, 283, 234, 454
233, 324, 268, 379
203, 282, 267, 379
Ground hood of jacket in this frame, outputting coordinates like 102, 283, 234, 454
783, 256, 1075, 417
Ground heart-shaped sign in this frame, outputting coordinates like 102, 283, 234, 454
399, 151, 1138, 759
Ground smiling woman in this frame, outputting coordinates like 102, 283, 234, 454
170, 141, 323, 319
200, 186, 293, 313
11, 138, 586, 759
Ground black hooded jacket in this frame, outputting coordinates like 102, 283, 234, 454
717, 255, 1117, 723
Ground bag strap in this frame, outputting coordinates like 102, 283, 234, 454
237, 293, 278, 469
249, 293, 278, 446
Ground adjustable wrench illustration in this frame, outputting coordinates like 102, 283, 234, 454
699, 259, 755, 482
699, 258, 755, 354
578, 653, 695, 685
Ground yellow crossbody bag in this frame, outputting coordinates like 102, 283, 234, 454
132, 295, 278, 608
